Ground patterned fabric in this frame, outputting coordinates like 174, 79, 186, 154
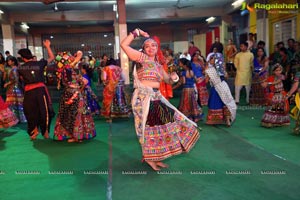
53, 86, 96, 140
0, 96, 19, 128
132, 54, 200, 161
5, 68, 27, 123
110, 80, 132, 118
205, 66, 237, 122
206, 87, 231, 125
261, 75, 290, 127
84, 85, 100, 115
178, 87, 203, 122
159, 62, 173, 99
82, 74, 100, 115
290, 93, 300, 134
206, 53, 226, 76
192, 63, 208, 105
137, 53, 163, 82
249, 58, 268, 105
101, 65, 122, 118
196, 77, 209, 106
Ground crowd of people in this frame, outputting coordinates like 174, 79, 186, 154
0, 40, 132, 142
1, 30, 300, 170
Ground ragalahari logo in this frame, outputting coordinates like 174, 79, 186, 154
240, 2, 299, 15
240, 2, 254, 16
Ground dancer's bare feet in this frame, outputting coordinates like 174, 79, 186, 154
146, 161, 160, 171
43, 131, 49, 139
67, 138, 82, 143
106, 118, 112, 123
156, 162, 169, 168
226, 118, 231, 127
30, 127, 39, 140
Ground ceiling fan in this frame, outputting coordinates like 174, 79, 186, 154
43, 0, 65, 5
173, 0, 194, 9
167, 0, 193, 18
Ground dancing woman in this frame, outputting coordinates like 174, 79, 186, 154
80, 63, 101, 116
101, 58, 126, 122
110, 65, 132, 119
205, 55, 237, 126
173, 58, 203, 122
191, 52, 208, 106
249, 47, 269, 105
261, 64, 290, 127
121, 28, 200, 171
53, 51, 96, 142
4, 56, 27, 123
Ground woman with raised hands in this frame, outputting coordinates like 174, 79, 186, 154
121, 28, 200, 171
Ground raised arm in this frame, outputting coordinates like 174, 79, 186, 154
120, 28, 149, 61
43, 39, 54, 64
70, 51, 83, 67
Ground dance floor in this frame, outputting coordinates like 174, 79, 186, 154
1, 98, 300, 200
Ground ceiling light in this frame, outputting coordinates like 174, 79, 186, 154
232, 0, 245, 8
0, 10, 4, 14
206, 17, 215, 23
104, 34, 108, 37
21, 23, 29, 29
54, 3, 58, 11
113, 4, 117, 12
50, 36, 54, 39
108, 43, 112, 46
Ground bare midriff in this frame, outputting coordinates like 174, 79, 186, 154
140, 80, 160, 88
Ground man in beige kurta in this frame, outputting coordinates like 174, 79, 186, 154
234, 42, 254, 104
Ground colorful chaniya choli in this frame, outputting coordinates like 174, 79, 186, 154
53, 52, 96, 141
0, 96, 19, 128
132, 54, 200, 161
5, 68, 27, 123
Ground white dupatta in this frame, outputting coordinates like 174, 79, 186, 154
132, 65, 197, 144
206, 67, 237, 122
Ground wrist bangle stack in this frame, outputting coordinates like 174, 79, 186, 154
131, 28, 140, 38
172, 76, 179, 83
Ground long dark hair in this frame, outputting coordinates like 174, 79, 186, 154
80, 62, 93, 79
256, 47, 266, 61
7, 56, 19, 66
106, 58, 117, 66
179, 58, 192, 71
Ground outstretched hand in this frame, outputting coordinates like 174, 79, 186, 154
43, 39, 51, 47
138, 29, 150, 38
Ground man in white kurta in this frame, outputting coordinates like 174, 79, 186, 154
234, 42, 254, 104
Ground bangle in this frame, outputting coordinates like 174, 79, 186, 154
131, 29, 140, 38
172, 76, 179, 83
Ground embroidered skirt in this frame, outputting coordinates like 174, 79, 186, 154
261, 92, 290, 127
5, 85, 27, 123
178, 87, 203, 122
132, 88, 200, 161
54, 87, 96, 140
0, 97, 19, 128
206, 87, 231, 125
111, 81, 132, 118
